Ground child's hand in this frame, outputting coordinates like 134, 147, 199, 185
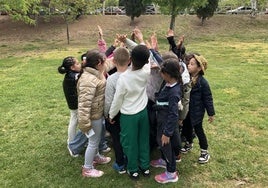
108, 118, 115, 124
117, 34, 127, 43
161, 134, 170, 146
150, 32, 158, 51
208, 116, 214, 123
145, 40, 152, 49
97, 25, 103, 39
113, 38, 120, 47
167, 29, 174, 37
133, 27, 144, 43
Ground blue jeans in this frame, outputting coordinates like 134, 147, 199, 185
68, 130, 88, 155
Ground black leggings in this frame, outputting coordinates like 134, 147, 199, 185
182, 113, 208, 150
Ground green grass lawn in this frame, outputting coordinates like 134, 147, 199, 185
0, 15, 267, 187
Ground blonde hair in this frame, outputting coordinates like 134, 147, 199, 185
113, 47, 130, 67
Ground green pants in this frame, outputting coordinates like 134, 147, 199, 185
120, 108, 150, 173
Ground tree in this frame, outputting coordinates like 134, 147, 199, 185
0, 0, 42, 25
196, 0, 219, 25
50, 0, 88, 44
123, 0, 144, 24
154, 0, 207, 30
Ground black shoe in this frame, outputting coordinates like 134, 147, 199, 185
127, 171, 139, 180
139, 168, 150, 177
198, 150, 210, 164
180, 142, 193, 154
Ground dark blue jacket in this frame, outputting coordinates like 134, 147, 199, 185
155, 83, 181, 137
189, 76, 215, 126
63, 71, 79, 110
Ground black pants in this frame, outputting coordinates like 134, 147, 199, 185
147, 100, 158, 151
156, 108, 181, 173
105, 114, 125, 166
182, 113, 208, 150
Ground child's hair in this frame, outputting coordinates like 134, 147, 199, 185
84, 49, 106, 69
131, 45, 150, 69
58, 56, 75, 74
160, 58, 182, 84
81, 53, 87, 61
113, 47, 130, 66
161, 51, 178, 62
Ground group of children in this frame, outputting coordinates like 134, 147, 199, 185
57, 26, 215, 184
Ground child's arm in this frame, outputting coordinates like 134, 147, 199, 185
104, 77, 116, 118
109, 77, 125, 120
77, 81, 96, 133
202, 78, 215, 123
97, 25, 107, 53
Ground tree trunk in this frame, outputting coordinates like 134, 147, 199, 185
66, 22, 70, 45
169, 0, 177, 30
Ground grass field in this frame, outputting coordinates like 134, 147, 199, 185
0, 14, 268, 187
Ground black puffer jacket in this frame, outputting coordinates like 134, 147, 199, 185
63, 71, 79, 110
189, 76, 215, 126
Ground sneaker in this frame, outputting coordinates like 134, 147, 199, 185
155, 171, 178, 184
180, 142, 193, 154
139, 168, 150, 177
100, 147, 111, 153
112, 162, 126, 174
82, 167, 104, 178
67, 145, 79, 157
176, 154, 182, 163
94, 155, 111, 164
150, 158, 166, 168
198, 150, 210, 164
127, 171, 139, 180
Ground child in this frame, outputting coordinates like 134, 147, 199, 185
166, 29, 186, 61
58, 56, 81, 144
76, 49, 115, 177
108, 44, 151, 180
152, 59, 182, 184
181, 54, 215, 164
104, 47, 130, 174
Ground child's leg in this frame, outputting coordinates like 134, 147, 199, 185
120, 113, 139, 173
193, 122, 208, 150
84, 118, 103, 169
138, 108, 150, 171
98, 119, 110, 152
181, 113, 194, 144
68, 130, 88, 155
106, 120, 125, 166
68, 109, 78, 143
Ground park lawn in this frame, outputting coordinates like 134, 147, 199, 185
0, 15, 267, 187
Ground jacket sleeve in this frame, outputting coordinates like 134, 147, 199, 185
202, 78, 215, 116
77, 80, 96, 133
179, 83, 191, 120
104, 57, 115, 73
109, 77, 125, 119
163, 94, 180, 137
98, 39, 107, 53
104, 77, 116, 118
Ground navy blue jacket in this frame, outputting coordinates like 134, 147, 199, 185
155, 83, 181, 137
189, 76, 215, 126
63, 71, 79, 110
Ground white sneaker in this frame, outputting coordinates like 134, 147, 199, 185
94, 155, 111, 164
82, 167, 104, 178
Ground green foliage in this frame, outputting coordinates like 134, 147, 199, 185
0, 0, 41, 25
124, 0, 144, 21
196, 0, 219, 24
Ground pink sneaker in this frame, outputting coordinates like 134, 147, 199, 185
82, 167, 104, 178
150, 158, 166, 168
155, 171, 178, 184
94, 155, 111, 164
